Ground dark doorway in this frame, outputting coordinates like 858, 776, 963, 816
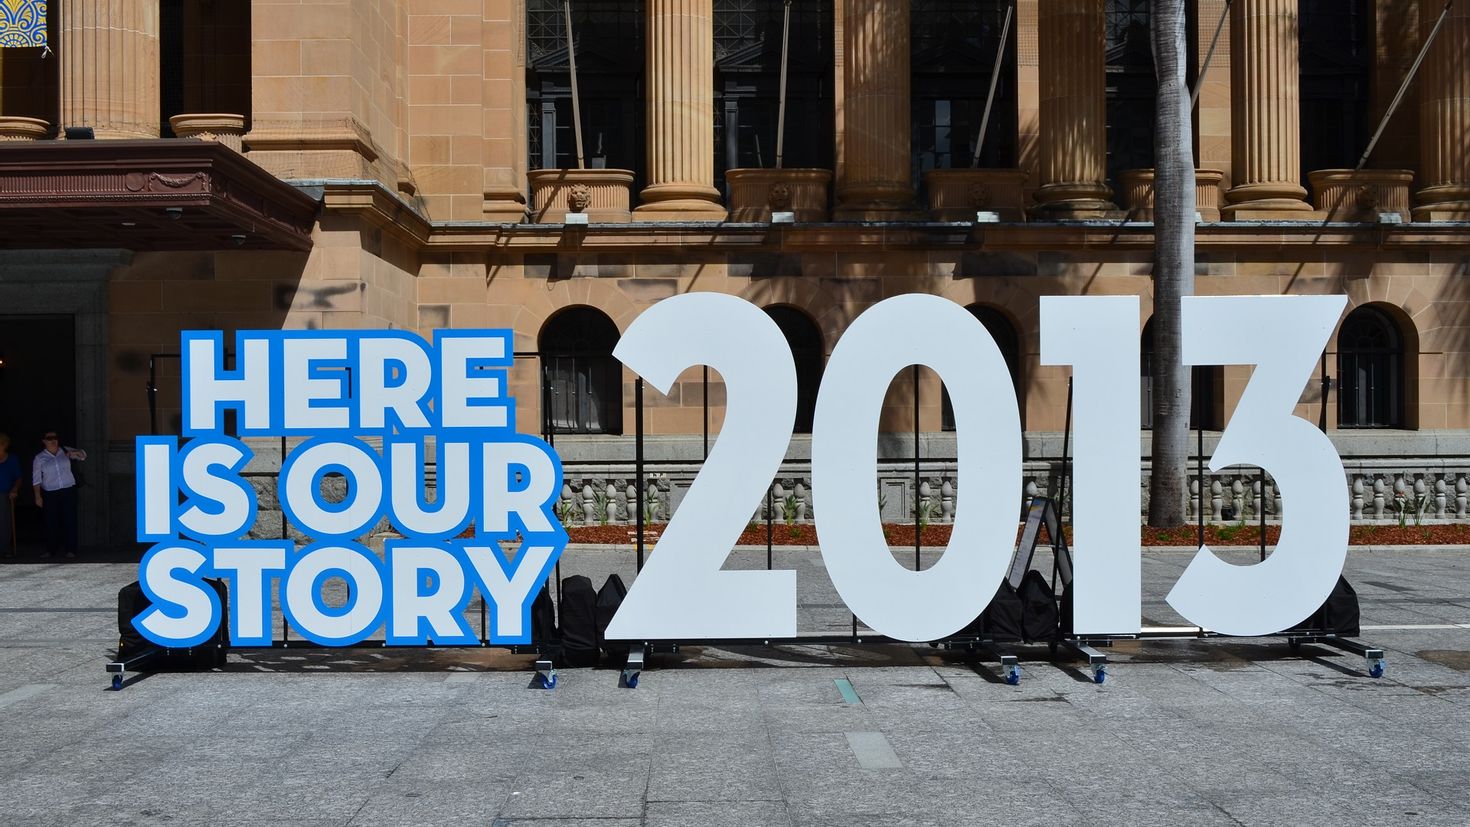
0, 315, 77, 549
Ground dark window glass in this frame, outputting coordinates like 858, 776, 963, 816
527, 0, 646, 188
713, 0, 833, 191
911, 0, 1018, 192
764, 306, 824, 434
1106, 0, 1155, 185
1299, 0, 1370, 180
941, 305, 1020, 431
1141, 319, 1220, 430
1337, 306, 1403, 428
160, 0, 185, 137
539, 307, 623, 435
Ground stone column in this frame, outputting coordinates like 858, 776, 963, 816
834, 0, 916, 219
635, 0, 725, 221
1032, 0, 1115, 217
1222, 0, 1314, 218
1414, 0, 1470, 220
61, 0, 160, 139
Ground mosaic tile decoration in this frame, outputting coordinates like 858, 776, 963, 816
0, 0, 47, 48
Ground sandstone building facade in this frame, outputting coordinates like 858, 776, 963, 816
0, 0, 1468, 548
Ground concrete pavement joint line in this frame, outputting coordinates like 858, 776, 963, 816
0, 684, 56, 709
845, 731, 903, 770
834, 677, 862, 704
1361, 623, 1470, 630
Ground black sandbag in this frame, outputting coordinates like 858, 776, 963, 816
1288, 576, 1360, 636
559, 575, 600, 667
116, 578, 229, 668
531, 580, 559, 656
979, 582, 1024, 642
1017, 569, 1059, 643
595, 573, 629, 659
116, 581, 152, 660
1322, 576, 1361, 637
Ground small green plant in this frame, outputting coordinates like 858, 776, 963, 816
552, 499, 572, 527
1391, 493, 1432, 528
781, 493, 801, 526
593, 488, 611, 526
912, 498, 935, 531
643, 488, 662, 524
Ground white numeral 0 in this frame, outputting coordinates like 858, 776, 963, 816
813, 295, 1021, 641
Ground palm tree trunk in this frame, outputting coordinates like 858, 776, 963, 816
1147, 0, 1196, 527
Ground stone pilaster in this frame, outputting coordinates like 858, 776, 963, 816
1414, 0, 1470, 220
635, 0, 725, 221
61, 0, 160, 139
834, 0, 917, 220
1222, 0, 1314, 219
1032, 0, 1115, 217
1369, 0, 1419, 172
483, 0, 529, 222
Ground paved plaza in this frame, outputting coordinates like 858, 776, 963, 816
2, 546, 1469, 826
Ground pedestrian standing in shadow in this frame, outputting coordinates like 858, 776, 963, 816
32, 431, 85, 560
0, 433, 20, 557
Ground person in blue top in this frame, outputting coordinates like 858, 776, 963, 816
32, 431, 86, 560
0, 433, 20, 557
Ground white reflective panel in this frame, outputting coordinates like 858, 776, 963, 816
1168, 295, 1349, 636
604, 293, 799, 640
1041, 296, 1142, 634
813, 294, 1020, 642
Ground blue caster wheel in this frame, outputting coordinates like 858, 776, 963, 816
1368, 658, 1386, 679
624, 673, 639, 689
111, 674, 123, 690
1004, 665, 1021, 686
545, 674, 557, 689
1092, 665, 1106, 684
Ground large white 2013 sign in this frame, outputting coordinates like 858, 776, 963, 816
606, 293, 1349, 642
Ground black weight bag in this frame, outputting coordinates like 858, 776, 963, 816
116, 578, 229, 669
1291, 576, 1360, 637
1017, 569, 1060, 643
976, 582, 1025, 643
559, 575, 600, 667
530, 580, 559, 657
595, 574, 629, 662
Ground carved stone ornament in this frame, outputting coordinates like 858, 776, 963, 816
967, 183, 991, 208
567, 183, 592, 213
768, 183, 793, 211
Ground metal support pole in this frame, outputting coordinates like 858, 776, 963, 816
913, 365, 921, 570
1190, 0, 1232, 110
563, 0, 586, 169
1318, 353, 1332, 433
1356, 0, 1455, 170
702, 366, 710, 460
972, 2, 1014, 167
766, 488, 774, 571
147, 355, 159, 435
1197, 427, 1205, 548
636, 378, 646, 572
775, 0, 792, 169
1259, 468, 1267, 563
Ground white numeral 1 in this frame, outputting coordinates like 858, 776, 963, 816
1040, 296, 1142, 634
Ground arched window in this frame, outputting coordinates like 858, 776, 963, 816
764, 305, 824, 434
526, 0, 646, 188
714, 0, 833, 192
911, 0, 1018, 189
942, 305, 1019, 431
539, 307, 623, 435
1337, 306, 1403, 428
1141, 319, 1220, 430
1299, 0, 1369, 181
1105, 0, 1155, 185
